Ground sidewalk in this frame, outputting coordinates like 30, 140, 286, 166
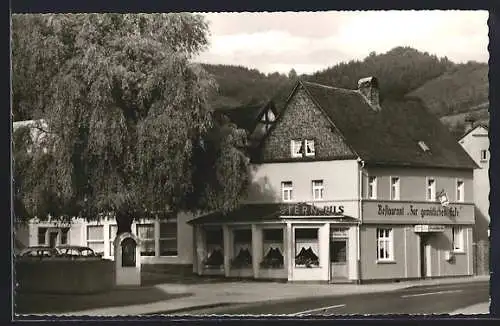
449, 302, 490, 315
52, 275, 489, 316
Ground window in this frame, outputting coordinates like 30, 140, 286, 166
427, 178, 436, 201
109, 224, 118, 257
294, 228, 320, 268
312, 180, 324, 200
160, 219, 178, 256
261, 228, 284, 269
480, 149, 488, 162
232, 229, 252, 268
290, 140, 303, 158
456, 180, 465, 202
305, 139, 315, 157
87, 225, 104, 255
452, 227, 465, 252
136, 224, 155, 256
368, 176, 377, 199
376, 228, 393, 261
60, 228, 69, 245
390, 177, 400, 200
282, 181, 293, 202
37, 227, 47, 245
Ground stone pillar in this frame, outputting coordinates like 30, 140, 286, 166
319, 223, 330, 281
286, 223, 293, 281
251, 224, 262, 279
223, 225, 231, 277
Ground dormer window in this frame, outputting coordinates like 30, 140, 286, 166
418, 141, 430, 152
290, 140, 303, 158
290, 139, 315, 158
305, 139, 315, 157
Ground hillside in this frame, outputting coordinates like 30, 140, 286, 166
408, 62, 488, 117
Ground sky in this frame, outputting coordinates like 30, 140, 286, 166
195, 11, 489, 75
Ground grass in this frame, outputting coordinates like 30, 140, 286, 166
14, 286, 192, 315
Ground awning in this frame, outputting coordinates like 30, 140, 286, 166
188, 203, 358, 225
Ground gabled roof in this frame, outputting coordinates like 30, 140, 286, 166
458, 123, 489, 141
261, 80, 477, 170
214, 102, 276, 133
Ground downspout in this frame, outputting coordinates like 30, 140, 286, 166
357, 158, 365, 284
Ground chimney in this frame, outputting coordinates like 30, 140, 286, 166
464, 116, 476, 132
358, 76, 381, 111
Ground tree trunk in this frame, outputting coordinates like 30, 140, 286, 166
116, 210, 134, 236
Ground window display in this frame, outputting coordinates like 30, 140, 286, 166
295, 228, 319, 268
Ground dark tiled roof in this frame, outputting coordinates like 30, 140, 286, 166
214, 102, 276, 133
188, 203, 357, 225
300, 81, 478, 170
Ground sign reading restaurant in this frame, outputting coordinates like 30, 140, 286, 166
377, 204, 460, 219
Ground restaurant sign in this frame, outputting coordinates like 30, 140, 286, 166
377, 204, 460, 219
414, 224, 445, 233
280, 203, 345, 216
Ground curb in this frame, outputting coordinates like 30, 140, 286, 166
142, 302, 235, 315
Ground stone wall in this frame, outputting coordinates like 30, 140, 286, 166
259, 86, 354, 162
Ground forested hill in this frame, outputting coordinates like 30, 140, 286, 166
203, 46, 488, 139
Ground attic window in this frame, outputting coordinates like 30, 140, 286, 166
418, 141, 430, 152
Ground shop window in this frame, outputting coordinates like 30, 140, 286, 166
452, 227, 465, 252
312, 180, 324, 201
87, 225, 104, 255
305, 139, 315, 157
390, 177, 400, 200
376, 228, 393, 261
368, 176, 377, 199
136, 224, 155, 256
281, 181, 293, 202
456, 180, 465, 203
159, 219, 178, 256
261, 228, 284, 269
38, 227, 47, 245
231, 229, 252, 268
205, 228, 224, 267
426, 178, 436, 201
290, 140, 303, 158
109, 224, 118, 257
294, 228, 320, 268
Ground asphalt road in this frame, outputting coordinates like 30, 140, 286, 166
183, 281, 489, 316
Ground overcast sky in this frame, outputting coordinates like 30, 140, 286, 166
195, 11, 489, 75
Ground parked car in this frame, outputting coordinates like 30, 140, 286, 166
18, 246, 60, 258
56, 245, 101, 258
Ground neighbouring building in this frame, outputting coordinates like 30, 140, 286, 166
458, 122, 490, 275
189, 77, 478, 283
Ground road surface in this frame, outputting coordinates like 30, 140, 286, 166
181, 281, 489, 316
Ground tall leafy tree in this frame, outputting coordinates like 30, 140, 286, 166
12, 13, 250, 234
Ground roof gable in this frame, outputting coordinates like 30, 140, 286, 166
458, 124, 489, 141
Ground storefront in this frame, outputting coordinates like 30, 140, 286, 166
359, 201, 475, 281
190, 203, 360, 283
